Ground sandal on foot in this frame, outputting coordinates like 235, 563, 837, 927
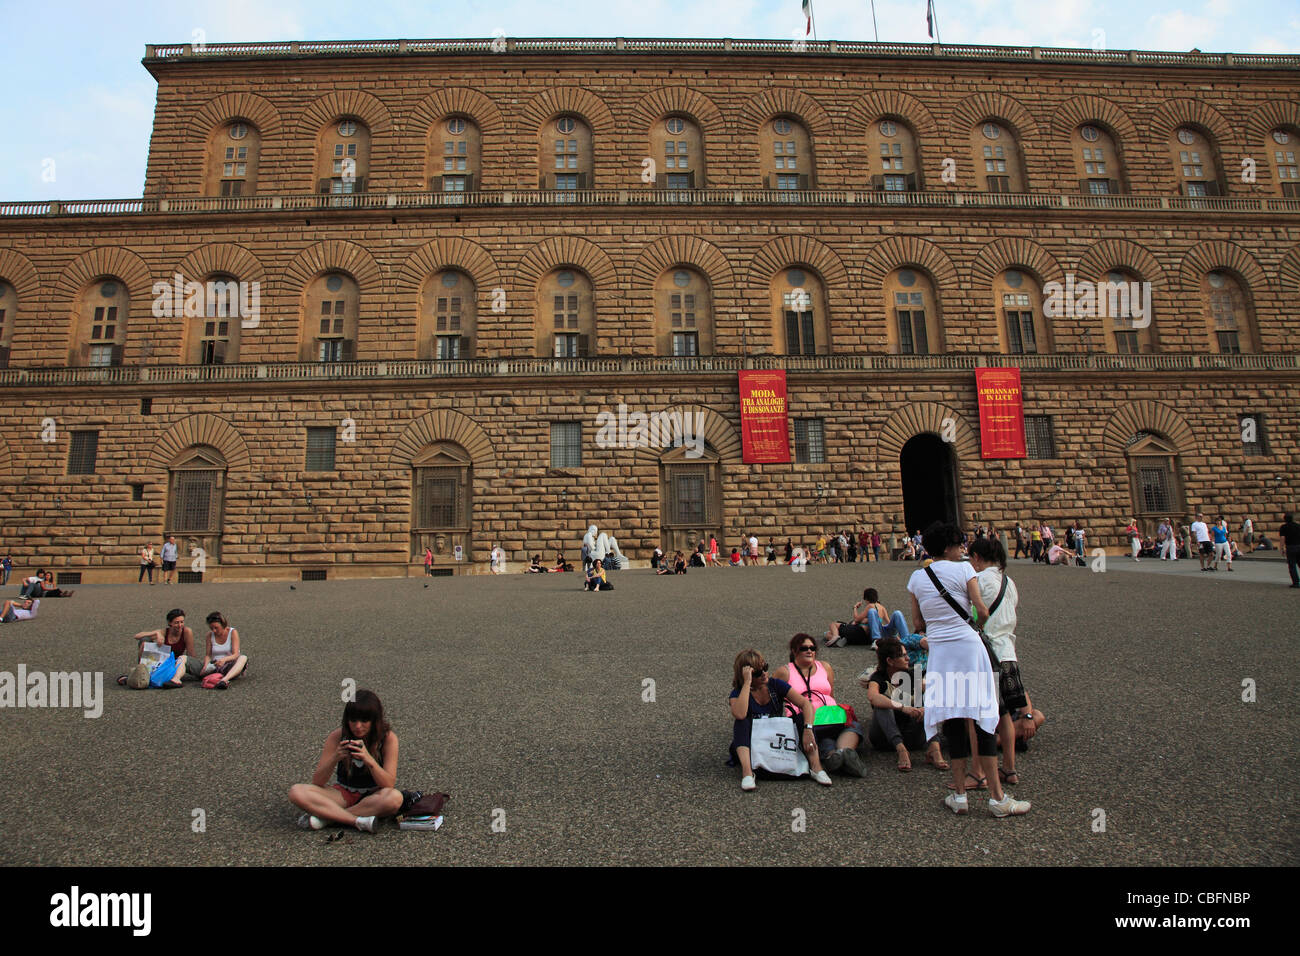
897, 756, 912, 772
947, 772, 987, 791
926, 751, 950, 771
998, 767, 1020, 785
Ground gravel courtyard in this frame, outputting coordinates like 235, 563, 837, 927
1, 556, 1294, 866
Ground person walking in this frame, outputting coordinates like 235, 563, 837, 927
160, 535, 178, 585
424, 546, 433, 576
1279, 513, 1300, 589
1191, 512, 1213, 571
871, 530, 882, 563
1124, 519, 1141, 562
1242, 516, 1254, 551
1212, 518, 1232, 571
0, 555, 10, 586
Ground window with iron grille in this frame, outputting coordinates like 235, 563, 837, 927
1024, 416, 1055, 459
417, 472, 461, 528
306, 427, 337, 471
670, 470, 708, 525
173, 471, 217, 532
1239, 413, 1268, 456
1134, 459, 1175, 512
1114, 330, 1139, 353
1003, 295, 1037, 354
672, 332, 699, 356
793, 419, 826, 464
784, 310, 816, 356
551, 422, 582, 469
68, 431, 99, 475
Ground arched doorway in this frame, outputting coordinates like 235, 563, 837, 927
899, 433, 959, 535
659, 441, 722, 555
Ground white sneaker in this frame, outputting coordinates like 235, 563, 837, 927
740, 775, 757, 792
354, 815, 377, 833
944, 793, 969, 815
988, 794, 1032, 817
296, 813, 325, 830
810, 769, 832, 786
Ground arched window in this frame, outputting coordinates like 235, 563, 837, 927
1269, 127, 1300, 198
650, 115, 706, 192
993, 269, 1051, 354
867, 118, 921, 194
539, 115, 593, 194
536, 269, 595, 358
411, 441, 472, 562
419, 270, 477, 360
884, 267, 943, 355
1073, 124, 1124, 195
1126, 431, 1184, 521
73, 278, 129, 367
771, 267, 829, 356
317, 117, 370, 203
190, 273, 244, 364
1097, 269, 1156, 354
1170, 126, 1221, 198
166, 445, 227, 565
971, 121, 1027, 193
205, 121, 261, 197
429, 116, 481, 202
654, 268, 713, 357
1201, 270, 1257, 353
302, 272, 359, 362
759, 116, 813, 193
0, 279, 15, 367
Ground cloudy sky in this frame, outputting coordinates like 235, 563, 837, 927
2, 0, 1297, 201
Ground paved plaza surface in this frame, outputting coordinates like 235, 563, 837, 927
1, 554, 1295, 867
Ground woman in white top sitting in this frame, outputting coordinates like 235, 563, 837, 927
968, 537, 1028, 786
907, 521, 1030, 818
202, 611, 247, 689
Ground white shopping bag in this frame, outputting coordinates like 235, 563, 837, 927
749, 716, 809, 777
139, 642, 172, 672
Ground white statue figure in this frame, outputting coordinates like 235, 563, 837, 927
582, 524, 598, 571
490, 544, 505, 574
606, 533, 626, 570
594, 531, 610, 564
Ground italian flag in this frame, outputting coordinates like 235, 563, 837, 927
802, 0, 812, 35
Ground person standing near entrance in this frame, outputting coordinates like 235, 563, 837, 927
1124, 519, 1141, 561
1279, 513, 1300, 588
871, 530, 882, 563
1242, 516, 1254, 551
1191, 512, 1213, 571
139, 542, 156, 584
160, 535, 178, 585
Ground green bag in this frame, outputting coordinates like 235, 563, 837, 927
812, 704, 848, 727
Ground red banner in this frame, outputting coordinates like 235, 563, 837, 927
738, 370, 791, 463
975, 367, 1026, 459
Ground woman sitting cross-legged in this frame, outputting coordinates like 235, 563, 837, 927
585, 558, 614, 591
773, 634, 867, 777
861, 636, 948, 772
728, 648, 832, 791
288, 690, 403, 832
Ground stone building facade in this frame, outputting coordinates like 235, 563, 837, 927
0, 37, 1297, 580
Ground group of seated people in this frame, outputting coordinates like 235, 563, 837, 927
728, 556, 1045, 795
18, 570, 75, 598
653, 549, 689, 574
120, 608, 249, 689
526, 552, 574, 573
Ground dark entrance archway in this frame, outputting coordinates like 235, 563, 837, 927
899, 433, 960, 535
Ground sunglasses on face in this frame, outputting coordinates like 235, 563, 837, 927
751, 663, 768, 674
798, 645, 817, 653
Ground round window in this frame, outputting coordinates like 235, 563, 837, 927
1081, 125, 1100, 142
666, 117, 685, 134
982, 123, 1001, 140
229, 122, 248, 140
1207, 271, 1226, 289
1004, 270, 1023, 289
879, 120, 897, 137
557, 117, 576, 134
786, 269, 806, 288
441, 272, 460, 288
100, 282, 118, 297
447, 117, 467, 135
1273, 129, 1291, 145
1177, 128, 1195, 145
673, 270, 691, 288
325, 275, 344, 292
557, 270, 575, 287
338, 120, 357, 137
773, 118, 791, 135
897, 269, 916, 287
1107, 271, 1126, 285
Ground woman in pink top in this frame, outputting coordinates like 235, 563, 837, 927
707, 536, 721, 566
773, 633, 867, 777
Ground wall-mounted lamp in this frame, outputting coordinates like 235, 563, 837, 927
815, 483, 829, 500
305, 490, 314, 508
53, 496, 63, 512
1053, 478, 1064, 494
1274, 475, 1284, 486
560, 487, 568, 505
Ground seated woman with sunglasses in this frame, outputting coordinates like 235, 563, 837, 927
861, 637, 947, 772
773, 634, 867, 777
728, 649, 833, 791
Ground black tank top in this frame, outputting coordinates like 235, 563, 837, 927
336, 740, 381, 789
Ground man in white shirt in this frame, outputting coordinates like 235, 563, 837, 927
1242, 516, 1254, 550
1158, 519, 1178, 561
1, 598, 39, 623
1191, 512, 1213, 571
747, 534, 759, 566
160, 535, 179, 584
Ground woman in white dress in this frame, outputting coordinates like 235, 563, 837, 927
907, 521, 1030, 818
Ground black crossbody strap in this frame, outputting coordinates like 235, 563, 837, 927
987, 574, 1009, 618
924, 565, 970, 621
